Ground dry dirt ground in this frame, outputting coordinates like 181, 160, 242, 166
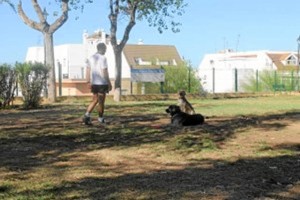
0, 104, 299, 200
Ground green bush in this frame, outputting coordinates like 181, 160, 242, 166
140, 62, 201, 94
16, 62, 49, 109
242, 70, 274, 92
242, 70, 298, 92
163, 64, 201, 93
0, 64, 17, 108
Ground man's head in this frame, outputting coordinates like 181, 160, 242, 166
97, 43, 107, 55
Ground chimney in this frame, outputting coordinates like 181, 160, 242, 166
100, 29, 106, 43
83, 30, 88, 44
138, 39, 144, 45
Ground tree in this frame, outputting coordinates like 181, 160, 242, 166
0, 64, 17, 108
17, 0, 70, 103
142, 63, 201, 94
162, 63, 200, 93
0, 0, 15, 11
16, 62, 49, 109
108, 0, 187, 101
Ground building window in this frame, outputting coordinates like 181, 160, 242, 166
134, 57, 151, 65
172, 59, 177, 66
286, 56, 297, 65
155, 58, 170, 66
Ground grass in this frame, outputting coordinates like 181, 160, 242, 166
0, 94, 299, 199
192, 95, 300, 117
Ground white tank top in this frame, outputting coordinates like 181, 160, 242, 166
88, 53, 108, 85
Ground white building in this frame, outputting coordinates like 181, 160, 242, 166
198, 50, 298, 93
25, 30, 182, 95
26, 29, 131, 81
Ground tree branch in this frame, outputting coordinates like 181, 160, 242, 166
109, 0, 119, 47
31, 0, 47, 23
119, 1, 137, 49
49, 0, 69, 33
17, 1, 41, 31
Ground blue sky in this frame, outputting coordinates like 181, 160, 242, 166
1, 0, 300, 68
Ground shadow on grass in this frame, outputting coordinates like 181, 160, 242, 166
0, 105, 299, 199
0, 105, 299, 171
11, 153, 300, 199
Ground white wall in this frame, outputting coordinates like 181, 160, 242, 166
25, 38, 131, 81
25, 47, 44, 63
198, 50, 280, 93
199, 68, 255, 93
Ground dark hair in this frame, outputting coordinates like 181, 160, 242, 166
97, 43, 106, 51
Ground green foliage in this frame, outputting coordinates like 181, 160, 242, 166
171, 135, 217, 151
242, 70, 299, 92
140, 63, 201, 94
0, 64, 17, 108
136, 0, 187, 33
242, 70, 272, 92
16, 62, 49, 109
115, 0, 187, 33
48, 0, 94, 16
162, 63, 201, 93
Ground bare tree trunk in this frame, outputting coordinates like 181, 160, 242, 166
109, 0, 137, 102
44, 32, 56, 102
113, 49, 122, 102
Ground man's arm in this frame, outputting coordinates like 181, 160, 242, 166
86, 67, 91, 82
102, 68, 112, 91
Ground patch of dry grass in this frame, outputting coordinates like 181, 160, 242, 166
0, 95, 299, 199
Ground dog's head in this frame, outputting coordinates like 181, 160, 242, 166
166, 105, 181, 116
178, 90, 186, 97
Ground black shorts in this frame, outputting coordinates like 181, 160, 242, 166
91, 85, 109, 94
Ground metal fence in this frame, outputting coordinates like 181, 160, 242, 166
198, 68, 300, 93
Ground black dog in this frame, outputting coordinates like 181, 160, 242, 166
166, 105, 205, 126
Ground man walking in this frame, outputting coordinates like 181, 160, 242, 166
83, 43, 112, 125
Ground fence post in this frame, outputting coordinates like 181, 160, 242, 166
297, 69, 299, 92
188, 66, 191, 93
58, 61, 62, 97
291, 71, 294, 91
235, 68, 238, 92
160, 65, 164, 94
160, 82, 164, 94
274, 70, 277, 91
256, 69, 259, 92
212, 67, 215, 93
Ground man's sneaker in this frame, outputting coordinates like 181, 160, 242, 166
83, 115, 92, 125
98, 117, 106, 124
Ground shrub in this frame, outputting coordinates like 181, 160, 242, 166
0, 64, 17, 108
16, 62, 49, 109
139, 62, 201, 94
163, 64, 201, 93
242, 70, 295, 92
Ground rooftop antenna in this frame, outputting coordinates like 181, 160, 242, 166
236, 34, 240, 52
223, 37, 226, 51
37, 35, 42, 46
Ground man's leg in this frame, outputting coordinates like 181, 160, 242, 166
83, 94, 98, 125
87, 94, 99, 113
97, 93, 106, 122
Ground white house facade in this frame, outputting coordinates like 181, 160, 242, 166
198, 50, 298, 93
25, 29, 182, 95
25, 30, 131, 82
